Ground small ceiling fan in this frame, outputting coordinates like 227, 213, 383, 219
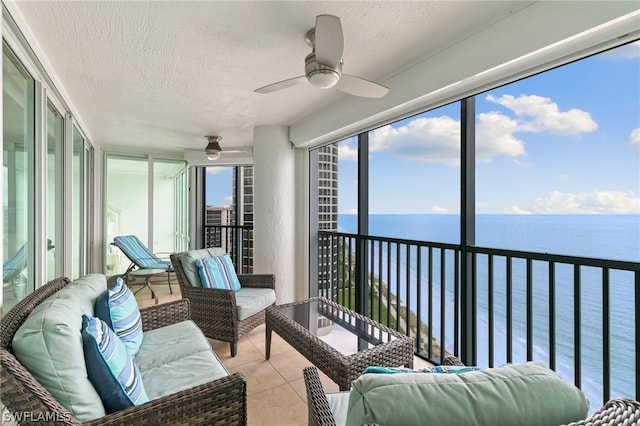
183, 136, 249, 160
254, 14, 389, 98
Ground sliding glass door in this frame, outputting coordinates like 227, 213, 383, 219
2, 43, 35, 311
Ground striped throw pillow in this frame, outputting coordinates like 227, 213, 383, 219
81, 315, 149, 413
95, 277, 143, 356
195, 254, 241, 291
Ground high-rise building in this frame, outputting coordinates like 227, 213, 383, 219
204, 205, 233, 247
232, 167, 254, 273
317, 144, 339, 297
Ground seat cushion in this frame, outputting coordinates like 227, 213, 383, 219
95, 277, 144, 356
345, 361, 589, 426
134, 319, 228, 401
141, 350, 229, 400
134, 320, 212, 372
81, 315, 149, 413
179, 248, 226, 287
12, 274, 108, 421
235, 287, 276, 320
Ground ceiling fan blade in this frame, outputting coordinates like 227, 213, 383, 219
314, 15, 343, 68
254, 76, 307, 94
336, 74, 389, 98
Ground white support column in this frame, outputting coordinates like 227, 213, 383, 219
252, 126, 296, 303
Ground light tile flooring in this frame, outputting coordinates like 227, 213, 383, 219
132, 279, 432, 426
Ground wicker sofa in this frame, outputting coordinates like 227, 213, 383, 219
303, 357, 640, 426
1, 275, 247, 425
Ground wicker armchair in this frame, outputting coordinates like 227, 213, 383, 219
303, 356, 640, 426
1, 277, 248, 425
170, 251, 275, 357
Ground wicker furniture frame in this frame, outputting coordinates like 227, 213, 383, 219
170, 251, 275, 357
266, 297, 414, 391
303, 357, 640, 426
1, 277, 248, 425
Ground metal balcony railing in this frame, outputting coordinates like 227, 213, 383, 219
204, 224, 253, 274
318, 230, 640, 408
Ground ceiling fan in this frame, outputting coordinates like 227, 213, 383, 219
184, 136, 249, 160
254, 14, 389, 98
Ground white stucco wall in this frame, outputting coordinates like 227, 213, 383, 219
252, 126, 296, 304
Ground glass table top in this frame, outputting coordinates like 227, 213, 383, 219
274, 299, 399, 356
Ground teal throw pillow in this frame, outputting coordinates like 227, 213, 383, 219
95, 277, 143, 356
81, 315, 149, 413
195, 254, 241, 291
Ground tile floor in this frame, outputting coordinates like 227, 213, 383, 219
132, 278, 432, 426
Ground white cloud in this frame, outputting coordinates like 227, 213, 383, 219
338, 143, 358, 161
344, 208, 358, 214
370, 117, 460, 166
505, 205, 532, 214
486, 94, 597, 135
206, 166, 232, 175
525, 189, 640, 214
224, 195, 233, 205
476, 111, 525, 162
630, 128, 640, 148
599, 41, 640, 60
366, 93, 596, 166
431, 204, 448, 213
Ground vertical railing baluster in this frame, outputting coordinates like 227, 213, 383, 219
427, 246, 432, 358
527, 258, 533, 361
471, 251, 477, 366
378, 240, 383, 324
396, 243, 401, 333
488, 254, 494, 368
416, 246, 422, 355
507, 256, 513, 364
574, 264, 581, 389
635, 270, 639, 401
440, 248, 446, 364
370, 239, 375, 318
549, 261, 556, 371
454, 250, 460, 357
602, 267, 610, 405
406, 244, 411, 340
387, 242, 392, 328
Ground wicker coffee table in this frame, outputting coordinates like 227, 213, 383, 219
266, 297, 414, 390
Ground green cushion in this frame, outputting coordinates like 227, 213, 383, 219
179, 248, 226, 287
134, 320, 212, 371
346, 361, 589, 426
12, 274, 108, 421
235, 287, 276, 320
141, 350, 229, 400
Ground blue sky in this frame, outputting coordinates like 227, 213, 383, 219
207, 41, 640, 215
338, 41, 640, 215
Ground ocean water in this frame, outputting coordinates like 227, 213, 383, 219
337, 214, 639, 408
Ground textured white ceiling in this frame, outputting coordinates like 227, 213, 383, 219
6, 1, 639, 159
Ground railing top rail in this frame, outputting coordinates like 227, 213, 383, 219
318, 230, 460, 251
319, 230, 640, 272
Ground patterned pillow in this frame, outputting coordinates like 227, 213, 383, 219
195, 254, 241, 291
95, 277, 143, 356
81, 315, 149, 413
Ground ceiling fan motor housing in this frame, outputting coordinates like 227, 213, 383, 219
305, 52, 342, 89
